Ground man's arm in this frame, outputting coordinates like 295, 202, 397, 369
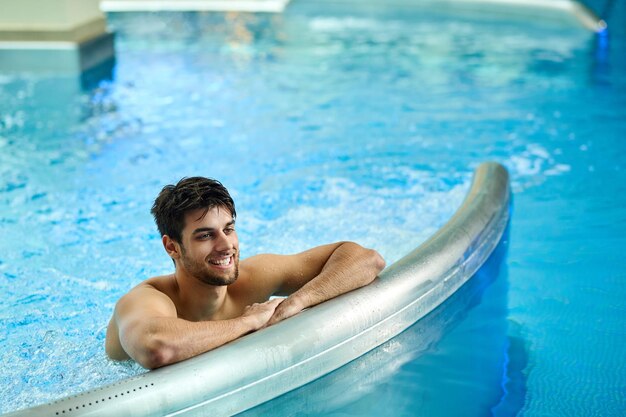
107, 285, 282, 369
244, 242, 385, 325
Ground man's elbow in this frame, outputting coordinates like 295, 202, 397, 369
343, 241, 385, 276
363, 247, 385, 277
371, 250, 386, 273
135, 337, 177, 370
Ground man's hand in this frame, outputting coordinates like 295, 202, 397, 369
263, 242, 385, 326
110, 288, 285, 369
265, 297, 304, 326
242, 298, 284, 330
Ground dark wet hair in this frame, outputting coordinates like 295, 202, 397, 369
151, 177, 236, 243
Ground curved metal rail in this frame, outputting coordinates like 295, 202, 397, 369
5, 162, 510, 417
450, 0, 607, 32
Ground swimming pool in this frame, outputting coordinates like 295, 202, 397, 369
1, 0, 624, 415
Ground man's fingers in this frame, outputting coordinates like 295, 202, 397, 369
245, 298, 282, 312
268, 298, 284, 308
265, 300, 299, 326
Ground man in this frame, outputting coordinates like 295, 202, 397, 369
106, 177, 385, 369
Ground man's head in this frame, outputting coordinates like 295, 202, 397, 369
151, 177, 239, 286
151, 177, 236, 243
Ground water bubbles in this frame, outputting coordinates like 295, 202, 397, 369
545, 164, 572, 176
0, 111, 25, 131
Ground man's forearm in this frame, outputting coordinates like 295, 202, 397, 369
122, 315, 258, 369
120, 298, 283, 369
270, 242, 385, 323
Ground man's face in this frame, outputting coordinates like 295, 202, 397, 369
177, 206, 239, 286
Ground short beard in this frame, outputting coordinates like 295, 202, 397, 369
179, 247, 239, 286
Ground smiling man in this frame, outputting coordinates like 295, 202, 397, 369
105, 177, 385, 369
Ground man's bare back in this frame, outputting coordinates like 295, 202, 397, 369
105, 177, 385, 369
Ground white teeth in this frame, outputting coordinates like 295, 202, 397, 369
210, 257, 230, 266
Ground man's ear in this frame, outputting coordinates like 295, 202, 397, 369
163, 235, 182, 261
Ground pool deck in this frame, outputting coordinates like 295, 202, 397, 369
100, 0, 292, 12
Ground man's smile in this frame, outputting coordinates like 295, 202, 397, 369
208, 255, 234, 268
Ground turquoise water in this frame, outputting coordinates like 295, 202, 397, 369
1, 1, 625, 415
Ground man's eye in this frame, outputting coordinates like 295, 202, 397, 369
224, 227, 235, 234
199, 233, 213, 239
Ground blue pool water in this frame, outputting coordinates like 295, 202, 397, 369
1, 0, 625, 415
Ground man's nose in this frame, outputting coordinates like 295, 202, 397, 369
214, 231, 234, 251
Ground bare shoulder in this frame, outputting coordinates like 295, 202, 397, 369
115, 275, 178, 319
106, 275, 177, 360
241, 243, 344, 271
228, 256, 282, 304
233, 243, 347, 299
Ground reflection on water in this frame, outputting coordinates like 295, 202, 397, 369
492, 320, 529, 417
240, 228, 527, 417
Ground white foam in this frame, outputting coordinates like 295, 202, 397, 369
243, 174, 468, 265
